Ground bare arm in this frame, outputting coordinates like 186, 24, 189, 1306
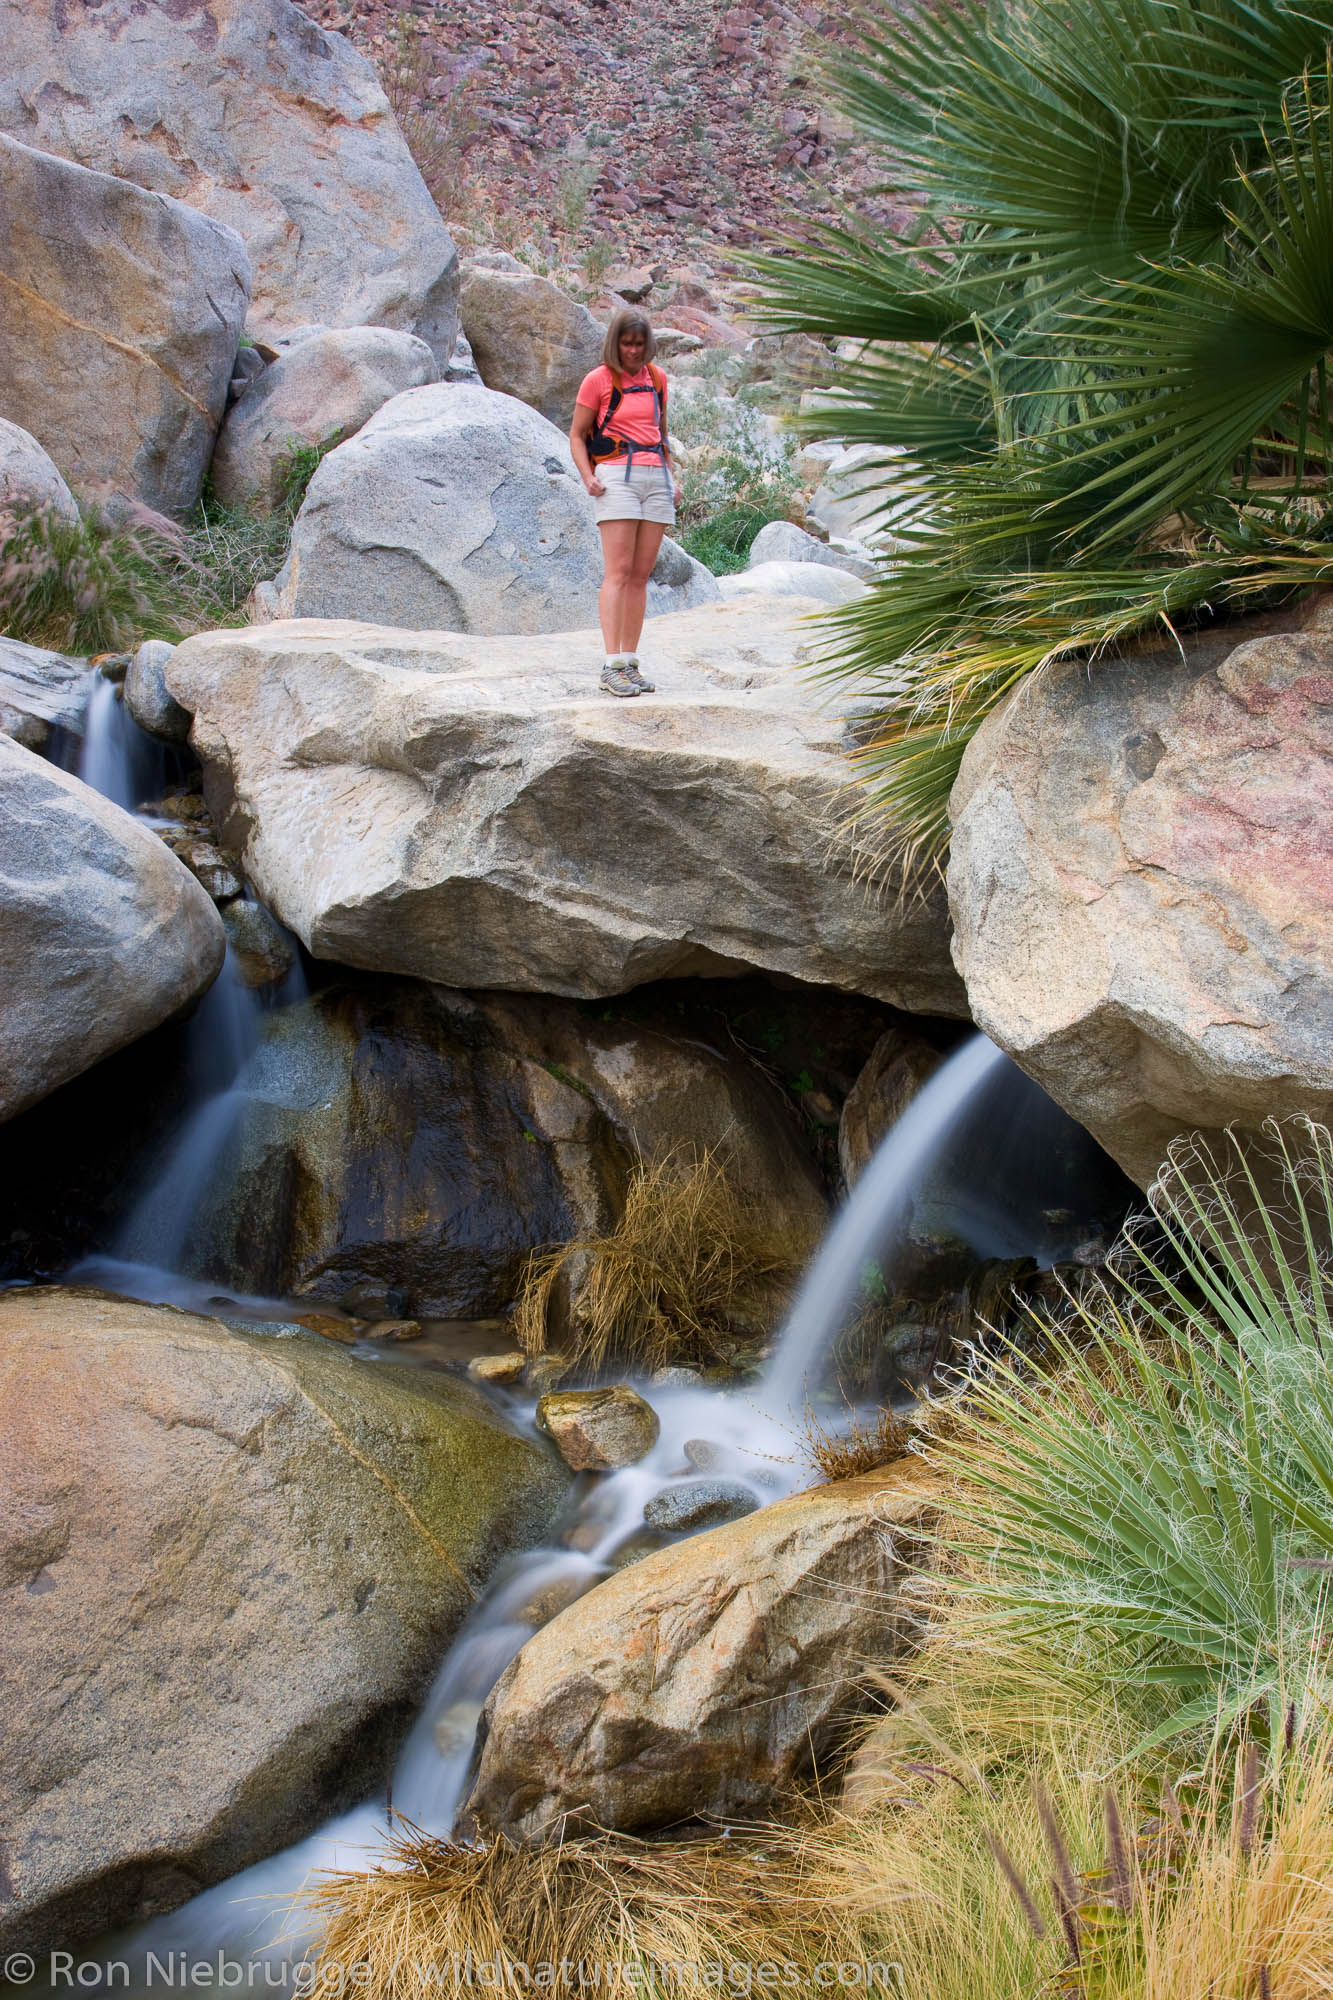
570, 404, 605, 495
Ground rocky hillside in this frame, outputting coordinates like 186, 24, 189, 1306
306, 0, 897, 268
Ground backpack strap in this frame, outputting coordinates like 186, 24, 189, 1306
587, 368, 626, 465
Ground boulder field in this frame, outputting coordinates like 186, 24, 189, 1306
0, 1287, 568, 1953
0, 0, 459, 367
0, 738, 225, 1121
165, 600, 965, 1012
948, 616, 1333, 1185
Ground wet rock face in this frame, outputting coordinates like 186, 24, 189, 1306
0, 0, 460, 367
0, 1286, 569, 1955
0, 133, 250, 514
0, 738, 225, 1124
0, 973, 890, 1304
134, 974, 840, 1320
166, 605, 965, 1011
162, 980, 629, 1318
467, 1466, 944, 1842
948, 621, 1333, 1187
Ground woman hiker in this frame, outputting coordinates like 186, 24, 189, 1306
570, 307, 683, 698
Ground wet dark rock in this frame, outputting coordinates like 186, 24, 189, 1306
221, 898, 296, 990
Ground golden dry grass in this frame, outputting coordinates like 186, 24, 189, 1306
305, 1823, 858, 1999
512, 1146, 815, 1377
795, 1400, 913, 1481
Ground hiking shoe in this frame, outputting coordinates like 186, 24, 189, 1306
624, 658, 656, 692
599, 663, 640, 698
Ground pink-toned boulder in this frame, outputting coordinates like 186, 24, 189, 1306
948, 616, 1333, 1186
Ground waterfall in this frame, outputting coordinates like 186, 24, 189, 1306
760, 1033, 1007, 1413
76, 674, 166, 810
62, 1027, 1123, 1987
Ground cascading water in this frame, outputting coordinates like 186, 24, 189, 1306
70, 927, 307, 1306
760, 1033, 1007, 1415
75, 674, 168, 811
75, 1030, 1123, 1988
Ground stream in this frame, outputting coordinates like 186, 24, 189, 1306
17, 683, 1123, 1981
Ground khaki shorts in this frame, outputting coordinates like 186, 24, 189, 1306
591, 456, 677, 526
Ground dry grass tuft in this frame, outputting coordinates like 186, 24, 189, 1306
796, 1399, 913, 1481
513, 1146, 814, 1377
305, 1823, 853, 1999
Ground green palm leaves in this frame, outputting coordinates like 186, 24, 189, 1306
759, 0, 1333, 868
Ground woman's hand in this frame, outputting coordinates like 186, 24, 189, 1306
586, 473, 606, 497
671, 478, 684, 507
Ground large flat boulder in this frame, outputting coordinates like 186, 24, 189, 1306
165, 603, 965, 1010
0, 133, 249, 514
460, 258, 605, 426
0, 0, 459, 367
466, 1466, 944, 1841
948, 621, 1333, 1185
210, 325, 439, 512
256, 383, 715, 632
0, 1286, 568, 1952
0, 738, 226, 1121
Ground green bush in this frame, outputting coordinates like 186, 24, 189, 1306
931, 1118, 1333, 1761
671, 385, 800, 572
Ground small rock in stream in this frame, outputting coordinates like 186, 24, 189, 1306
536, 1385, 660, 1471
643, 1479, 759, 1532
523, 1352, 572, 1394
361, 1318, 422, 1342
338, 1280, 411, 1319
650, 1365, 703, 1387
222, 897, 296, 989
468, 1350, 528, 1386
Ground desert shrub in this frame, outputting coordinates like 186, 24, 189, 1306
512, 1146, 815, 1376
813, 1653, 1333, 2000
0, 500, 191, 653
796, 1397, 912, 1481
923, 1118, 1333, 1762
175, 496, 291, 626
671, 389, 801, 572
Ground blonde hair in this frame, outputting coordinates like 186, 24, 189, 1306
601, 307, 656, 372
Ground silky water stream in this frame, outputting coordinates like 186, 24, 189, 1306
50, 1027, 1125, 1984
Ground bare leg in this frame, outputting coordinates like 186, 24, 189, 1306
597, 520, 638, 655
620, 521, 667, 656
